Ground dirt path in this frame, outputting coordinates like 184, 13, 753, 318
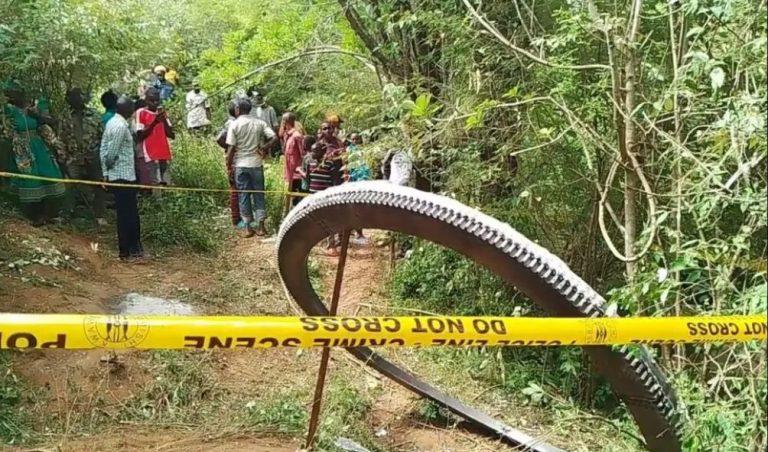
0, 218, 302, 451
43, 427, 297, 452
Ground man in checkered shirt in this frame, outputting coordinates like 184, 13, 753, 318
101, 96, 145, 262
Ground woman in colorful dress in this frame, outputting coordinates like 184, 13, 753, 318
2, 83, 65, 225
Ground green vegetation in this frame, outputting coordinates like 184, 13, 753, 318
122, 351, 221, 423
0, 353, 30, 444
1, 0, 766, 449
246, 391, 308, 434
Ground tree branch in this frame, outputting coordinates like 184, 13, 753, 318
337, 0, 394, 76
462, 0, 611, 71
200, 46, 377, 109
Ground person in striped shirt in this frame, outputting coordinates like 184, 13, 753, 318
303, 142, 340, 194
298, 141, 342, 255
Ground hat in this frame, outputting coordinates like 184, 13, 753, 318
153, 65, 167, 74
326, 113, 343, 126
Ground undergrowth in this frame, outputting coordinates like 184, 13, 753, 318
0, 352, 31, 445
121, 350, 221, 424
390, 239, 767, 449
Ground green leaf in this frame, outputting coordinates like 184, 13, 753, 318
503, 86, 519, 99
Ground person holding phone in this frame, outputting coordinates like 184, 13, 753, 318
135, 87, 174, 186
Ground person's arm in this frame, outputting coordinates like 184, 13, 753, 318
100, 127, 119, 171
163, 115, 175, 140
185, 93, 194, 111
259, 136, 278, 158
259, 125, 278, 157
135, 112, 160, 142
216, 128, 228, 149
225, 123, 237, 169
226, 145, 236, 171
269, 107, 278, 131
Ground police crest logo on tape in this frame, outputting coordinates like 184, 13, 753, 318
83, 315, 150, 347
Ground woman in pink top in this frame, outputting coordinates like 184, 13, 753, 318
279, 112, 305, 210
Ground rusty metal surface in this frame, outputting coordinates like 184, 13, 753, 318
305, 231, 352, 449
277, 182, 681, 451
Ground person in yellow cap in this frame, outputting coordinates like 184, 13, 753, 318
326, 113, 346, 142
151, 65, 174, 101
166, 68, 179, 86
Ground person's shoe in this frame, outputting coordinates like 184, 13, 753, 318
236, 220, 248, 230
255, 220, 267, 237
243, 227, 256, 238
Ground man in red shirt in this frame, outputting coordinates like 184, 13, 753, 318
279, 112, 305, 209
135, 87, 175, 186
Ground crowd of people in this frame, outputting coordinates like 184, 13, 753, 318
1, 65, 399, 262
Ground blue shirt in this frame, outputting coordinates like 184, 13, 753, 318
153, 80, 174, 101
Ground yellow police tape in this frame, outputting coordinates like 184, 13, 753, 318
0, 171, 309, 197
0, 314, 764, 350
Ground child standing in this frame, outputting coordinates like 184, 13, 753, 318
298, 142, 342, 255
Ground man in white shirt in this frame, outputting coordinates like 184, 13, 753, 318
249, 90, 279, 155
385, 149, 414, 187
226, 98, 277, 237
185, 82, 211, 132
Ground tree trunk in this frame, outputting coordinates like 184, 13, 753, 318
622, 0, 643, 283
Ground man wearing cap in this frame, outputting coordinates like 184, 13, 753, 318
249, 91, 278, 133
185, 82, 211, 132
151, 65, 174, 101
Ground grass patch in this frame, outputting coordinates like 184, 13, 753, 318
245, 390, 308, 434
121, 350, 221, 424
139, 193, 228, 253
316, 376, 380, 451
0, 352, 31, 445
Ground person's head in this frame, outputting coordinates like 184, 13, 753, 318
227, 100, 237, 118
253, 92, 264, 106
311, 142, 327, 160
303, 134, 316, 151
320, 121, 334, 140
235, 98, 252, 117
116, 95, 135, 119
101, 90, 118, 111
349, 133, 362, 145
133, 95, 146, 110
327, 114, 343, 130
153, 65, 167, 81
192, 81, 201, 94
281, 111, 296, 128
66, 87, 86, 111
144, 87, 161, 111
